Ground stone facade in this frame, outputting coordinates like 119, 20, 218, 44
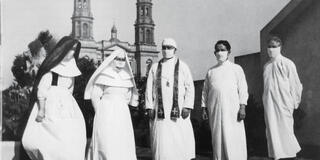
71, 0, 159, 77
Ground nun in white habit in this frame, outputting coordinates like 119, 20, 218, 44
84, 48, 139, 160
22, 36, 87, 160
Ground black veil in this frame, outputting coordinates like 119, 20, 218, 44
29, 36, 81, 108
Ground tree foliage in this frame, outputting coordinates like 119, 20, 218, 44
11, 54, 35, 88
74, 57, 97, 138
2, 83, 31, 140
2, 30, 57, 141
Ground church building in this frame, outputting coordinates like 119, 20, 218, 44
70, 0, 159, 78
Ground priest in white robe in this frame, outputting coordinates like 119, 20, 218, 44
201, 40, 248, 160
263, 36, 303, 160
145, 38, 195, 160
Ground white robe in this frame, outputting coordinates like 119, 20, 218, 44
84, 49, 139, 160
145, 57, 195, 160
263, 54, 303, 159
22, 72, 87, 160
88, 84, 137, 160
201, 60, 248, 160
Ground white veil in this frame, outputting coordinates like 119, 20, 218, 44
84, 48, 138, 102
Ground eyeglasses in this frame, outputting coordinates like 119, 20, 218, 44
114, 57, 126, 61
162, 45, 175, 50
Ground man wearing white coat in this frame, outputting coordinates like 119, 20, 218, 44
201, 40, 248, 160
145, 38, 195, 160
263, 36, 303, 160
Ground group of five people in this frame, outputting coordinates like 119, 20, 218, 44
21, 36, 302, 160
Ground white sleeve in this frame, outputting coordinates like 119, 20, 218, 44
201, 73, 209, 108
128, 87, 139, 107
288, 62, 303, 109
182, 64, 195, 109
37, 72, 52, 100
91, 84, 104, 110
145, 64, 156, 110
237, 66, 248, 106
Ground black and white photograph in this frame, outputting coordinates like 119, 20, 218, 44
1, 0, 320, 160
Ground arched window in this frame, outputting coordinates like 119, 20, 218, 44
78, 0, 82, 8
151, 30, 154, 42
76, 22, 81, 37
146, 30, 151, 43
139, 28, 144, 43
83, 23, 89, 38
140, 8, 144, 16
146, 8, 149, 16
83, 0, 87, 8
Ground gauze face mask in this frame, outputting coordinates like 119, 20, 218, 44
267, 47, 281, 59
215, 51, 229, 62
162, 49, 175, 59
114, 57, 126, 69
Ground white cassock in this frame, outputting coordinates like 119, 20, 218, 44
146, 57, 195, 160
201, 60, 248, 160
263, 54, 302, 159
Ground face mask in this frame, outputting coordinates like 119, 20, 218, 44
215, 51, 229, 62
267, 47, 281, 58
114, 57, 126, 69
162, 49, 175, 59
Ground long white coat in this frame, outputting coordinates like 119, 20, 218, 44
201, 60, 248, 160
145, 57, 195, 160
263, 54, 303, 159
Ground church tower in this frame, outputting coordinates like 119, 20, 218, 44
134, 0, 158, 78
135, 0, 155, 45
110, 24, 118, 41
71, 0, 94, 41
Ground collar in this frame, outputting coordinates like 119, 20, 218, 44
270, 54, 283, 62
217, 60, 230, 66
51, 58, 81, 77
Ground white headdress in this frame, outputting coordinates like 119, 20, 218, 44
84, 48, 138, 100
51, 58, 81, 77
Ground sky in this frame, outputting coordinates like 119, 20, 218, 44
0, 0, 290, 89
